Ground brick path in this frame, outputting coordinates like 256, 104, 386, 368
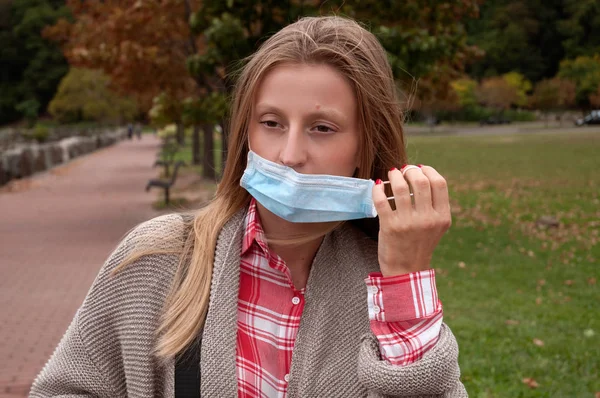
0, 135, 163, 397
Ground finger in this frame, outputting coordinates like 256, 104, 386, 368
402, 165, 432, 213
389, 168, 413, 217
419, 165, 450, 216
372, 179, 394, 223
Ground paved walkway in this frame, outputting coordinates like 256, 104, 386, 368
0, 135, 162, 397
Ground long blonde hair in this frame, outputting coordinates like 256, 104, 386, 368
119, 16, 408, 359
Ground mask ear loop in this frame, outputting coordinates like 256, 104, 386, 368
382, 180, 415, 206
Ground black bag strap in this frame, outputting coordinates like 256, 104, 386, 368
175, 341, 201, 398
175, 214, 202, 398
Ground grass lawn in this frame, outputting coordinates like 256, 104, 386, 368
407, 130, 599, 397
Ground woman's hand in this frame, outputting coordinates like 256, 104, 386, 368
372, 165, 452, 277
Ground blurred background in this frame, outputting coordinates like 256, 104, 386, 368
0, 1, 598, 397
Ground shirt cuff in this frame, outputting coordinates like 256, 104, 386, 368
365, 269, 439, 322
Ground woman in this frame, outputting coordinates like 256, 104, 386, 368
30, 16, 466, 397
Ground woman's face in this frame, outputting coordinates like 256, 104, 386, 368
248, 63, 360, 177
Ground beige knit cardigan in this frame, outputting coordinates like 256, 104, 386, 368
30, 210, 468, 397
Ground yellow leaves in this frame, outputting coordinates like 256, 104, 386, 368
502, 71, 532, 107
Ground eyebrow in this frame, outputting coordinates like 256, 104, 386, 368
255, 103, 347, 123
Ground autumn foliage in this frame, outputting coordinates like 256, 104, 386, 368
43, 0, 202, 112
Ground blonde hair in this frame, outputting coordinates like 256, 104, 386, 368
118, 15, 408, 359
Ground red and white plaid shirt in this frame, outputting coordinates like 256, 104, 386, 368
236, 199, 443, 397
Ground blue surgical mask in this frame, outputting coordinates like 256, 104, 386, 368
240, 151, 377, 223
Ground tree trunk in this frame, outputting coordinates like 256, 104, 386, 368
192, 125, 201, 165
202, 123, 215, 180
176, 123, 185, 145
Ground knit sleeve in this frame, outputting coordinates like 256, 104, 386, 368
29, 213, 185, 398
29, 311, 116, 397
357, 323, 468, 397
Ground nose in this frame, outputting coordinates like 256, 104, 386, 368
279, 126, 307, 169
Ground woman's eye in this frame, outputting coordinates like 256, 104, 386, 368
260, 120, 280, 128
313, 125, 335, 134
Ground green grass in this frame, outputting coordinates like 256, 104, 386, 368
407, 130, 599, 397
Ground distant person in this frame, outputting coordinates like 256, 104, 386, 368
135, 123, 142, 140
31, 16, 464, 397
127, 123, 133, 140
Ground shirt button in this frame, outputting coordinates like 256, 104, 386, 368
284, 374, 290, 382
370, 286, 379, 295
373, 305, 381, 314
292, 296, 300, 305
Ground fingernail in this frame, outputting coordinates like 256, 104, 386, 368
400, 164, 408, 170
375, 179, 382, 185
417, 164, 423, 168
389, 167, 397, 172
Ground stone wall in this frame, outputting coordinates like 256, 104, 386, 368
0, 129, 126, 187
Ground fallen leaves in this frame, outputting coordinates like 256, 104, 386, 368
522, 378, 539, 388
505, 319, 520, 325
533, 338, 544, 347
458, 261, 466, 269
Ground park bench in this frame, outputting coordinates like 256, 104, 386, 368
146, 160, 186, 205
153, 159, 174, 178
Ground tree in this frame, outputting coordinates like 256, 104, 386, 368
44, 0, 201, 113
476, 77, 519, 112
557, 55, 600, 109
529, 78, 576, 126
181, 92, 227, 179
559, 0, 600, 59
416, 84, 461, 130
0, 0, 69, 125
589, 85, 600, 109
451, 78, 478, 108
48, 68, 138, 124
503, 72, 532, 108
466, 0, 565, 82
341, 1, 482, 111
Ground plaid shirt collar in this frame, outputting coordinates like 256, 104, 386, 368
241, 198, 271, 257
